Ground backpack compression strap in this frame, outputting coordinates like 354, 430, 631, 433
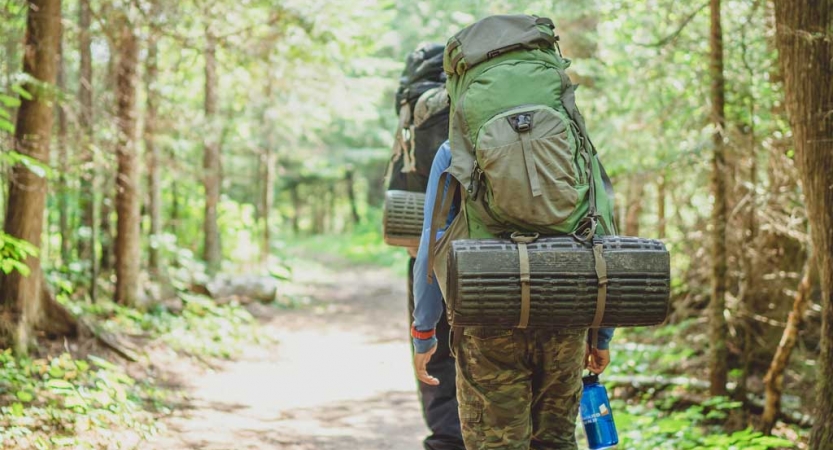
590, 237, 608, 350
384, 103, 413, 186
426, 172, 459, 284
561, 75, 609, 347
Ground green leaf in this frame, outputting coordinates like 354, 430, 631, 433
49, 436, 78, 446
16, 390, 34, 402
0, 94, 21, 107
88, 355, 118, 371
0, 119, 13, 133
46, 379, 74, 390
64, 394, 87, 409
705, 409, 727, 420
10, 402, 24, 416
12, 84, 32, 101
753, 436, 796, 448
48, 366, 65, 379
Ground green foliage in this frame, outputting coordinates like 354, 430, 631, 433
288, 207, 410, 275
72, 293, 263, 360
0, 350, 159, 449
0, 232, 38, 276
0, 93, 18, 134
609, 397, 797, 449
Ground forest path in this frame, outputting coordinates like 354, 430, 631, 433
146, 257, 427, 450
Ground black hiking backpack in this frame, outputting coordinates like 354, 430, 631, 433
386, 43, 450, 193
383, 43, 451, 248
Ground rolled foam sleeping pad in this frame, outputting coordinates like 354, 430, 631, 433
446, 236, 670, 328
383, 190, 425, 248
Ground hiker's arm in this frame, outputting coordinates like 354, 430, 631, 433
586, 327, 614, 374
594, 327, 614, 350
412, 142, 452, 356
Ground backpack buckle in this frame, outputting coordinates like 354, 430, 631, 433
509, 113, 533, 132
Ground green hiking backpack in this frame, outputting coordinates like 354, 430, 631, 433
428, 14, 618, 289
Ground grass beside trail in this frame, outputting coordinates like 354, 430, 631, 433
285, 208, 411, 276
0, 283, 271, 449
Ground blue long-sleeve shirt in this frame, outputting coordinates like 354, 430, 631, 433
412, 141, 614, 353
412, 143, 454, 354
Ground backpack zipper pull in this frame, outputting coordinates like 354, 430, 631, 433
468, 164, 483, 200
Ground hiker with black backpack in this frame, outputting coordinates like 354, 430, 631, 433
383, 44, 466, 450
412, 16, 618, 449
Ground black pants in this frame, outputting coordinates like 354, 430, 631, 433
408, 257, 465, 450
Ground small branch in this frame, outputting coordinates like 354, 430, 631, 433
759, 254, 815, 434
636, 2, 709, 48
78, 318, 141, 362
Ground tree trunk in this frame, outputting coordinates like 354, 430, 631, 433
657, 172, 666, 240
57, 37, 70, 264
708, 0, 729, 397
113, 16, 140, 306
345, 169, 360, 225
77, 0, 97, 301
313, 185, 325, 235
290, 183, 300, 234
202, 30, 221, 275
260, 148, 275, 263
327, 183, 336, 233
99, 189, 113, 271
99, 40, 118, 274
773, 1, 833, 446
145, 34, 161, 274
624, 174, 644, 237
760, 256, 815, 434
259, 81, 275, 264
0, 0, 62, 355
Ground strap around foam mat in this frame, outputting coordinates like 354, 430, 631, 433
510, 232, 538, 329
590, 242, 608, 349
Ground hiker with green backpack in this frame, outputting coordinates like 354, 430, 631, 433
412, 15, 618, 449
386, 44, 466, 450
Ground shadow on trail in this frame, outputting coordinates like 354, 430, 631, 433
146, 255, 427, 450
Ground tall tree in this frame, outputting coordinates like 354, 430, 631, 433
0, 0, 63, 353
708, 0, 729, 396
113, 12, 140, 305
773, 0, 833, 445
624, 175, 644, 237
144, 28, 161, 274
77, 0, 97, 300
57, 37, 70, 263
657, 173, 666, 239
202, 28, 222, 275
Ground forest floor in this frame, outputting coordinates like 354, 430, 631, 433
144, 255, 428, 450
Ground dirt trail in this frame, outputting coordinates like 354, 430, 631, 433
146, 258, 427, 450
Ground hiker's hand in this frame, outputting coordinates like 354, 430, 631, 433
585, 344, 611, 374
414, 344, 439, 386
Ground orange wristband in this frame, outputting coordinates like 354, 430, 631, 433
411, 325, 436, 340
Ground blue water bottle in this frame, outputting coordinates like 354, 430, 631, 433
580, 373, 618, 449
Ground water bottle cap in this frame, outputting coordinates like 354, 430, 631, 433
582, 373, 599, 385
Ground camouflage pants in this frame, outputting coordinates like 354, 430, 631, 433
455, 327, 586, 450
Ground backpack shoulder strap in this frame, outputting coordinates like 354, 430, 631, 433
426, 172, 460, 284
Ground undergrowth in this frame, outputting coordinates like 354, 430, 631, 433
287, 207, 410, 275
0, 351, 157, 449
1, 255, 271, 448
592, 322, 807, 449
